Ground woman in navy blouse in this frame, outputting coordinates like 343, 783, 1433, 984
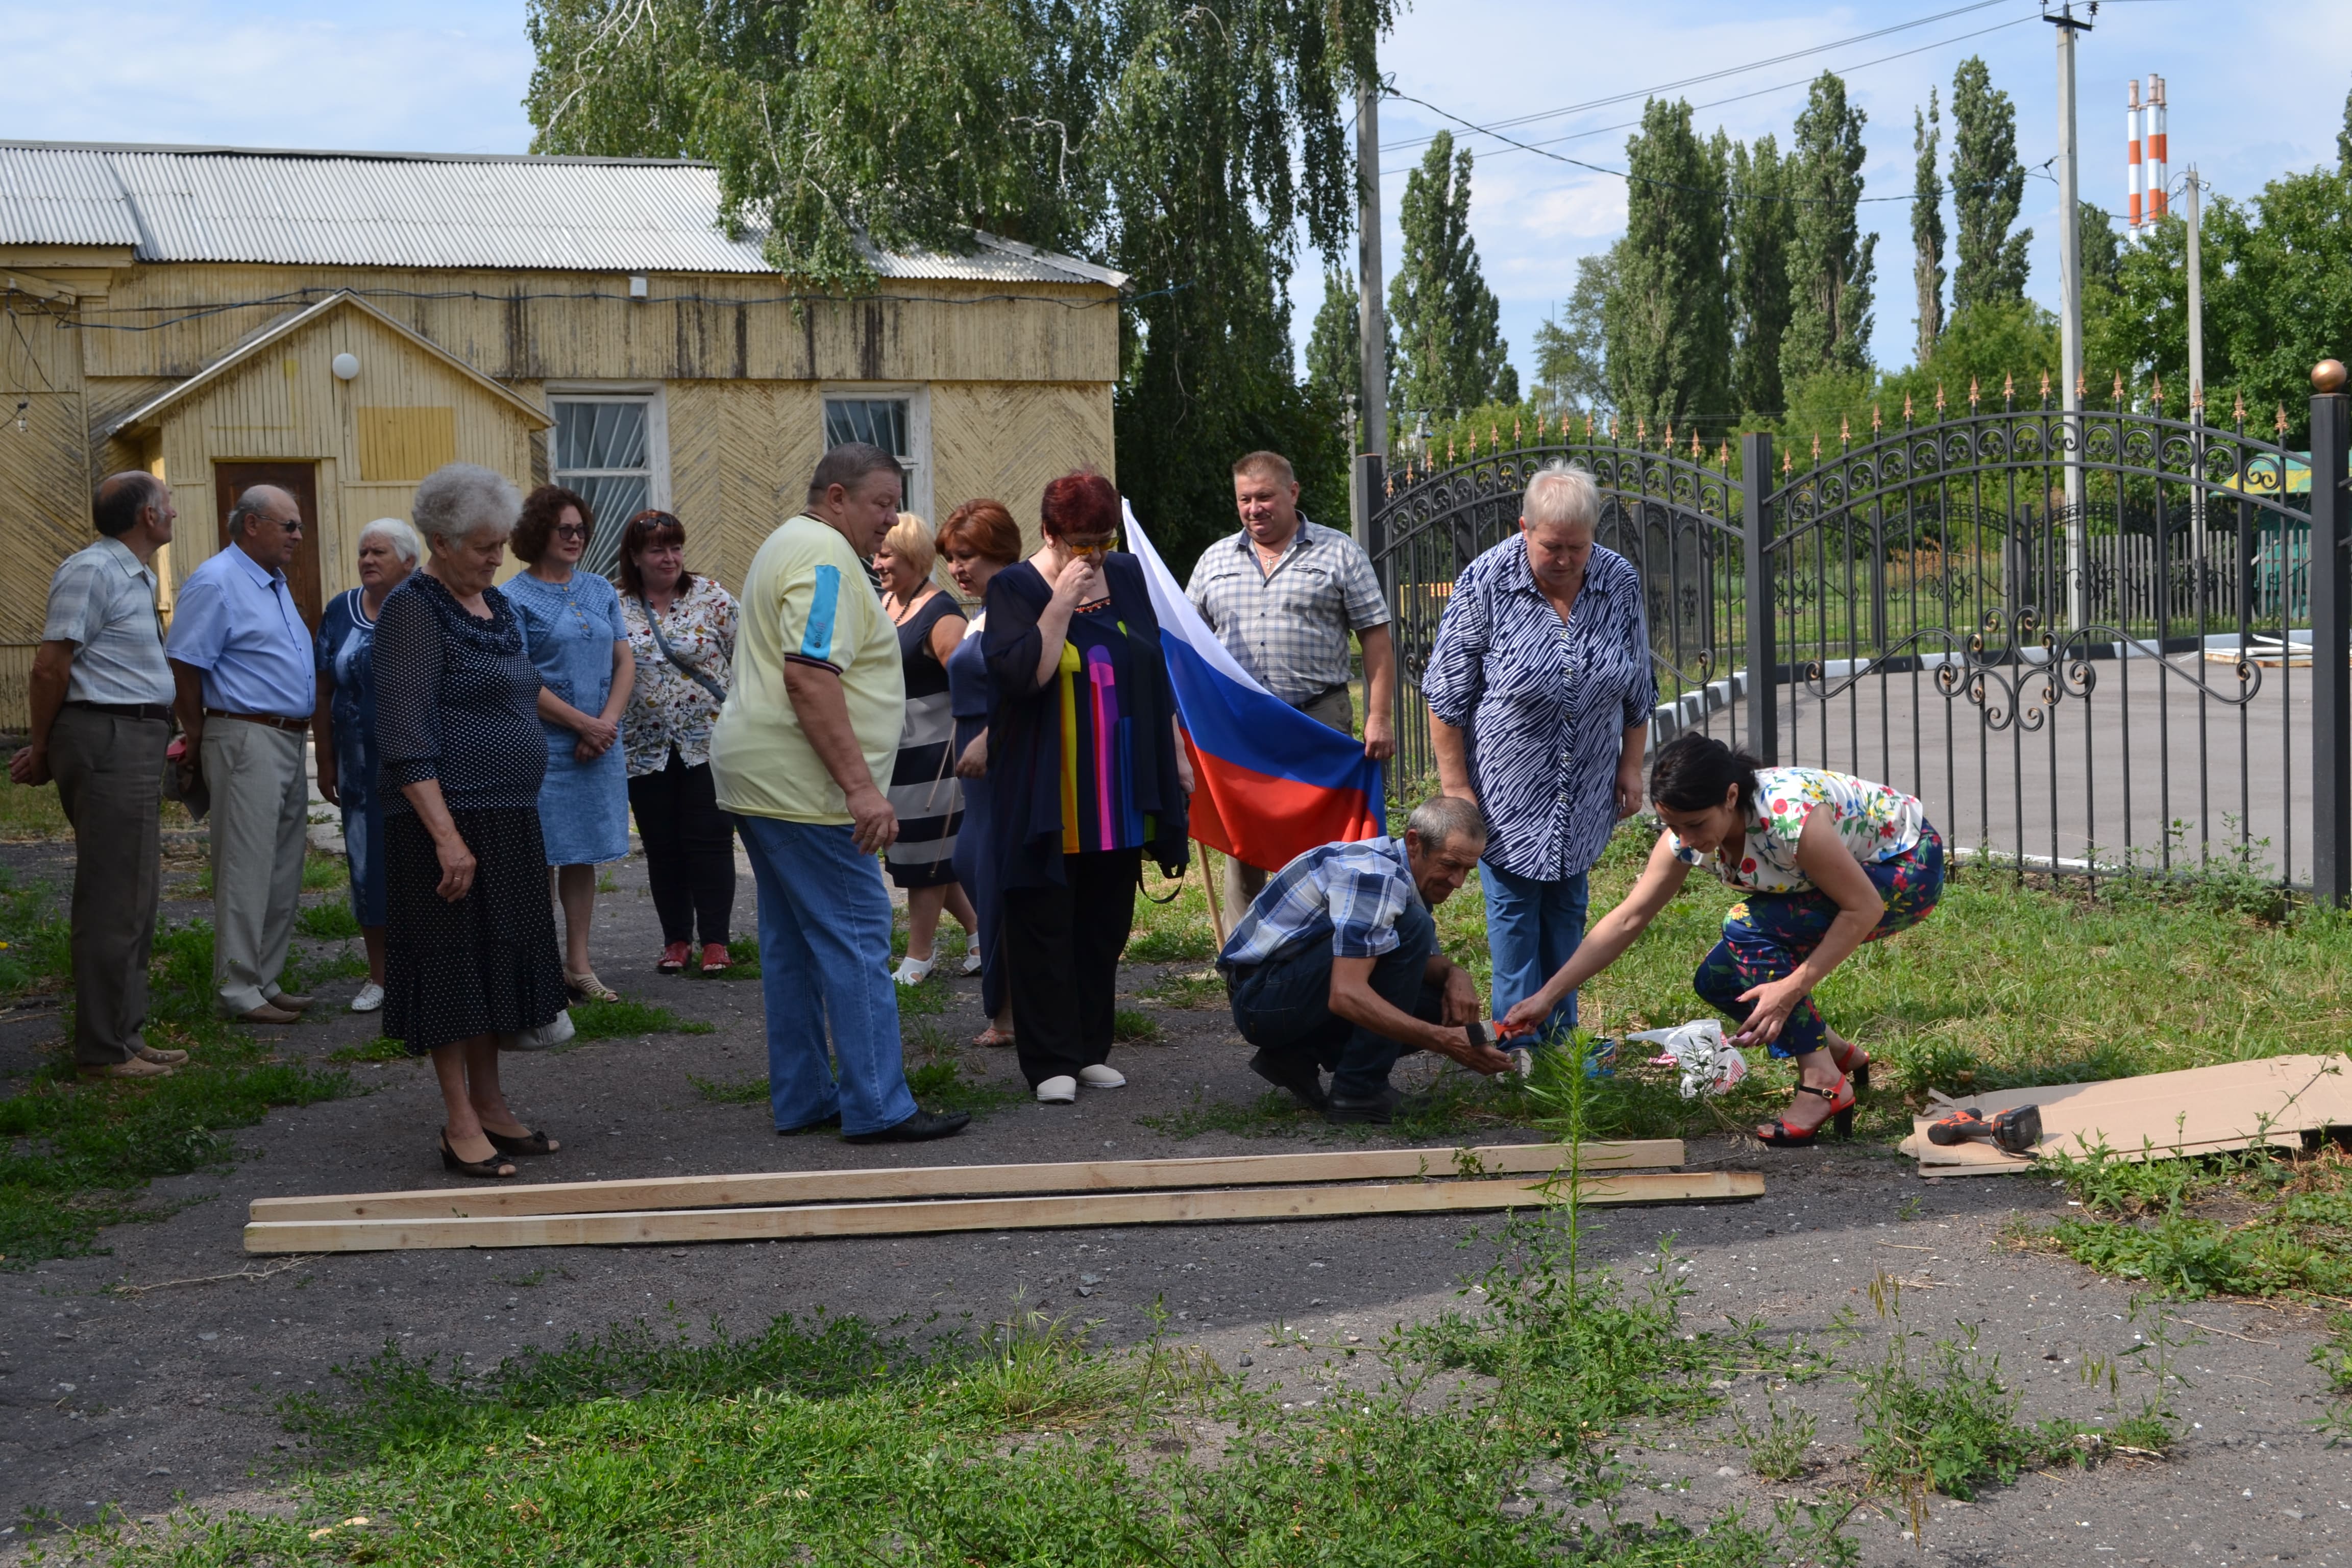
1422, 462, 1654, 1040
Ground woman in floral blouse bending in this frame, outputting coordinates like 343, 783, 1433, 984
1503, 731, 1944, 1146
617, 509, 741, 975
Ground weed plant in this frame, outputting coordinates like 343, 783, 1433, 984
1733, 1395, 1818, 1481
1135, 968, 1224, 1009
1111, 1007, 1160, 1043
561, 997, 715, 1041
685, 935, 762, 979
293, 900, 361, 941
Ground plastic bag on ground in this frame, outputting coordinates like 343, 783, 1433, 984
1626, 1019, 1749, 1100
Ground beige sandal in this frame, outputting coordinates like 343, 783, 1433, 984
566, 970, 620, 1004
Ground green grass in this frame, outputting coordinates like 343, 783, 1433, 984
294, 900, 362, 940
0, 867, 71, 998
564, 997, 716, 1041
686, 935, 762, 979
0, 919, 351, 1266
2016, 1142, 2352, 1300
1135, 967, 1224, 1009
183, 849, 349, 899
1110, 1006, 1159, 1043
326, 1037, 411, 1066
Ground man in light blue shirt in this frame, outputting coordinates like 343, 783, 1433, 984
12, 473, 184, 1077
1218, 795, 1512, 1123
167, 484, 320, 1022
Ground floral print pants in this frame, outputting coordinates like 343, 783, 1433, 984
1692, 823, 1945, 1059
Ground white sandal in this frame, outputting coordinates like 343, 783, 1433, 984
961, 944, 983, 976
891, 955, 936, 987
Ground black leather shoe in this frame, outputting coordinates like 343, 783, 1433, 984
777, 1112, 842, 1136
1248, 1048, 1329, 1110
843, 1109, 971, 1144
1323, 1085, 1404, 1125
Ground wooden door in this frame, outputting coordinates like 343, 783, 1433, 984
213, 461, 325, 630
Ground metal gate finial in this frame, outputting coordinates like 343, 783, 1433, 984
1903, 391, 1914, 422
2277, 403, 2289, 437
2113, 371, 2126, 407
1935, 382, 1946, 414
2151, 373, 2164, 411
1873, 404, 1883, 434
2003, 371, 2016, 405
1811, 431, 1821, 461
2233, 390, 2245, 425
1840, 415, 1850, 447
2041, 369, 2052, 404
1691, 429, 1702, 459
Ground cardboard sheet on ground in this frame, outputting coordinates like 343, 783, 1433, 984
1898, 1054, 2352, 1176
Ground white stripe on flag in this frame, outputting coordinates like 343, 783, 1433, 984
1122, 500, 1273, 699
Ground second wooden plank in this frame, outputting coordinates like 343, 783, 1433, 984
249, 1140, 1686, 1223
246, 1169, 1761, 1254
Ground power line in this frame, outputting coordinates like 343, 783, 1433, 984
1377, 0, 2023, 156
1380, 12, 2044, 179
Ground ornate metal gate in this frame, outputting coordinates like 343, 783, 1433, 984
1367, 381, 2349, 893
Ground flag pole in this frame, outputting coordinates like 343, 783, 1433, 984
1195, 844, 1227, 947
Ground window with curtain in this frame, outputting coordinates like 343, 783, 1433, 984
551, 397, 654, 578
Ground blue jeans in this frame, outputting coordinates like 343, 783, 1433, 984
1227, 900, 1442, 1100
1480, 861, 1589, 1040
736, 815, 918, 1136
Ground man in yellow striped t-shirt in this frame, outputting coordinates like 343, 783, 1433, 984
711, 443, 969, 1146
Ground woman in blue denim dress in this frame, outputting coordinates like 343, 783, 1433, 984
507, 486, 634, 1003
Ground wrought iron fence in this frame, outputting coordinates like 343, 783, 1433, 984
1366, 386, 2351, 895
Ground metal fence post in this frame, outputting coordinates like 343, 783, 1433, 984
2310, 367, 2350, 905
1741, 432, 1778, 765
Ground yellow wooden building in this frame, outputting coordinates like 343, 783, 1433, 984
0, 140, 1125, 722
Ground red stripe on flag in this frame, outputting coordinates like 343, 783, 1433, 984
1185, 740, 1383, 871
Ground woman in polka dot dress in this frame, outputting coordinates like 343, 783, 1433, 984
1503, 732, 1943, 1145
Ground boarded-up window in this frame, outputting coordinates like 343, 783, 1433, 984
357, 407, 457, 481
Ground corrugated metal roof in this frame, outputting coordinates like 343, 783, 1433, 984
0, 141, 1124, 287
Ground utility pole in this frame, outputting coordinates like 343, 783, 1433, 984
1352, 68, 1389, 554
2048, 1, 2092, 631
2185, 165, 2206, 565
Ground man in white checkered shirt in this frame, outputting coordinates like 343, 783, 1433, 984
1186, 450, 1397, 918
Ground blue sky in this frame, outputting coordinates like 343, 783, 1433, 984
7, 0, 2346, 386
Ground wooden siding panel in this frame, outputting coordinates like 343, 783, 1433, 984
928, 382, 1116, 554
0, 299, 92, 651
667, 380, 821, 592
356, 406, 458, 480
76, 266, 1118, 387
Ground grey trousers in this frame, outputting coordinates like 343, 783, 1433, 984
203, 719, 309, 1014
50, 706, 169, 1066
1222, 683, 1355, 922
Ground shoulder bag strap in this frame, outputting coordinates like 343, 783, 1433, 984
644, 601, 728, 705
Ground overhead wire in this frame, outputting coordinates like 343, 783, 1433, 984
1379, 11, 2046, 179
1377, 0, 2023, 155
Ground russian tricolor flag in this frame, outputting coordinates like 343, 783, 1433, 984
1124, 502, 1386, 872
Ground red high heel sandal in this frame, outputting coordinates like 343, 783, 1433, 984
1756, 1076, 1857, 1146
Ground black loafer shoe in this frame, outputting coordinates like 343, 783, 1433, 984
777, 1112, 842, 1136
1248, 1047, 1329, 1110
1322, 1085, 1404, 1125
843, 1109, 972, 1144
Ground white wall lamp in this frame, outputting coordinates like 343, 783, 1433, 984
331, 352, 360, 381
628, 274, 649, 301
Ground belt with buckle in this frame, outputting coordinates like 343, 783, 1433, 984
204, 708, 309, 733
63, 700, 172, 722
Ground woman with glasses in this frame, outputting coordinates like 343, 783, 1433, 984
617, 509, 740, 975
982, 471, 1192, 1104
508, 485, 633, 1005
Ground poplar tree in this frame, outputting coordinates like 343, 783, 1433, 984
1605, 98, 1730, 435
1913, 90, 1947, 365
1780, 72, 1876, 390
1727, 135, 1794, 419
1389, 131, 1515, 415
1305, 267, 1391, 418
1949, 55, 2031, 314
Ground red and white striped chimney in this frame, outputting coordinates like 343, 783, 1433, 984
2146, 74, 2169, 222
2126, 78, 2143, 235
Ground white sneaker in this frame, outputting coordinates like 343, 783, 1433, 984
349, 981, 384, 1014
1077, 1064, 1126, 1089
961, 945, 983, 976
891, 955, 936, 987
1035, 1075, 1078, 1104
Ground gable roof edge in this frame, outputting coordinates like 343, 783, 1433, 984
109, 290, 553, 437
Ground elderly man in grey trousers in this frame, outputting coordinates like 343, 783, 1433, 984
167, 484, 320, 1024
11, 474, 186, 1079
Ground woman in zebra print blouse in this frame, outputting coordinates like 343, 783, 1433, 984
1423, 462, 1656, 1039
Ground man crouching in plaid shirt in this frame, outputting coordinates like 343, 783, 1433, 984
1216, 795, 1515, 1124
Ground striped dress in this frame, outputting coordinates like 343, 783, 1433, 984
884, 591, 965, 887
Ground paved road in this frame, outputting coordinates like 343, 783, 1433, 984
1737, 649, 2314, 885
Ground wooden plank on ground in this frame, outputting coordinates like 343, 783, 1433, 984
244, 1169, 1761, 1254
248, 1140, 1686, 1223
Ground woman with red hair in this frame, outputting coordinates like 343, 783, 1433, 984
982, 472, 1192, 1102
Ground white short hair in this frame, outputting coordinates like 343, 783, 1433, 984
1523, 461, 1600, 534
357, 517, 422, 566
411, 463, 520, 550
